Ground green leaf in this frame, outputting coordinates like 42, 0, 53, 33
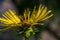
25, 27, 33, 38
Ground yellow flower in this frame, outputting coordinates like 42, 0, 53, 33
0, 4, 53, 31
21, 4, 53, 26
0, 10, 22, 30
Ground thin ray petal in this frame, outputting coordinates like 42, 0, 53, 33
9, 9, 21, 23
40, 14, 53, 21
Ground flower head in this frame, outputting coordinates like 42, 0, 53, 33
19, 4, 53, 26
0, 4, 53, 30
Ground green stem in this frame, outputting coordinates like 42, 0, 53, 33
25, 36, 29, 40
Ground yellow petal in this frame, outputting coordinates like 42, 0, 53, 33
45, 10, 52, 16
31, 7, 36, 19
41, 14, 53, 21
27, 8, 30, 20
32, 23, 44, 25
0, 18, 10, 24
6, 11, 18, 24
2, 14, 13, 23
40, 10, 52, 20
24, 10, 27, 20
39, 7, 47, 18
2, 27, 10, 31
35, 7, 47, 22
19, 16, 24, 21
9, 9, 21, 23
35, 4, 45, 19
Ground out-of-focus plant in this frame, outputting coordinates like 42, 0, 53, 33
0, 4, 53, 40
